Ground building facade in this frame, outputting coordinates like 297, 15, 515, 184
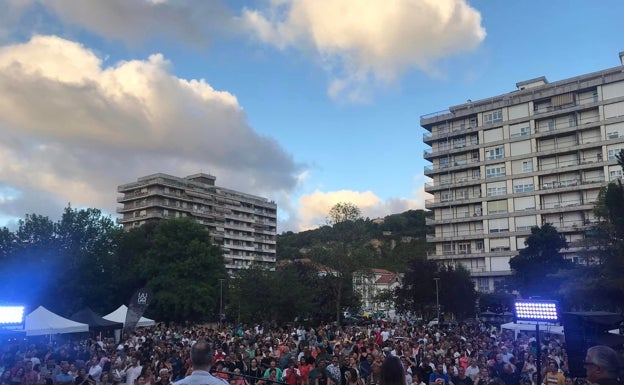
421, 53, 624, 292
117, 173, 277, 272
353, 268, 401, 311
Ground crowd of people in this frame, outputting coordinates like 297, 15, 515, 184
0, 319, 620, 385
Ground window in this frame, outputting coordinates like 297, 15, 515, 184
470, 134, 479, 145
471, 151, 479, 163
454, 137, 466, 148
610, 169, 623, 180
487, 200, 507, 214
455, 154, 467, 166
475, 241, 484, 251
489, 218, 509, 233
514, 183, 534, 193
608, 149, 622, 160
439, 141, 451, 151
442, 244, 454, 253
439, 157, 451, 168
456, 189, 468, 200
484, 109, 503, 125
458, 243, 471, 254
522, 160, 533, 172
486, 164, 506, 178
472, 169, 481, 179
608, 132, 619, 139
485, 146, 505, 160
441, 191, 452, 202
510, 124, 530, 138
487, 182, 507, 197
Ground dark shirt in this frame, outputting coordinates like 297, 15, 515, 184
452, 376, 474, 385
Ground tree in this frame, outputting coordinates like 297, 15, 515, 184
327, 202, 362, 225
131, 217, 226, 322
509, 223, 571, 298
0, 207, 122, 315
395, 257, 476, 321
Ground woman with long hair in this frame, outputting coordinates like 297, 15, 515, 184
379, 356, 405, 385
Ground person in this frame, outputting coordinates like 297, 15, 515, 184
379, 356, 405, 385
155, 369, 171, 385
123, 358, 142, 385
173, 341, 228, 385
245, 359, 264, 385
56, 363, 74, 385
283, 361, 301, 385
429, 364, 451, 385
541, 362, 564, 385
88, 358, 103, 385
521, 355, 537, 381
452, 366, 474, 385
465, 360, 479, 382
584, 345, 622, 385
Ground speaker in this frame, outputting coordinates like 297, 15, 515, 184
561, 312, 624, 378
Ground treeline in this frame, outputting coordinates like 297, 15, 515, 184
277, 209, 432, 272
0, 208, 225, 322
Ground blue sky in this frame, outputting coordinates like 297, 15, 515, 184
0, 0, 623, 232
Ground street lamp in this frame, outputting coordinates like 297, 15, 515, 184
434, 277, 440, 324
514, 300, 559, 385
219, 278, 224, 327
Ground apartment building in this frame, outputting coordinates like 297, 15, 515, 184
421, 53, 624, 292
117, 173, 277, 273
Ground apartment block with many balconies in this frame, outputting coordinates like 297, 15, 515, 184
421, 52, 624, 292
117, 173, 277, 273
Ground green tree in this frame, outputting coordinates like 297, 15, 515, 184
133, 217, 226, 322
0, 207, 122, 315
509, 223, 571, 298
327, 202, 362, 225
394, 256, 439, 320
438, 265, 478, 320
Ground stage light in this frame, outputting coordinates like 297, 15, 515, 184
513, 299, 559, 385
0, 306, 25, 327
514, 300, 558, 322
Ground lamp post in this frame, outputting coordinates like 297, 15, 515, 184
434, 277, 440, 324
219, 278, 224, 327
514, 300, 559, 385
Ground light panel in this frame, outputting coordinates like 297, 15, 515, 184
0, 306, 25, 326
514, 300, 558, 322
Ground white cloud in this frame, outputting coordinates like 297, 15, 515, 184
242, 0, 486, 102
0, 35, 300, 223
288, 188, 424, 232
39, 0, 233, 46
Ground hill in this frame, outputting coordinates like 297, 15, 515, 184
277, 209, 432, 272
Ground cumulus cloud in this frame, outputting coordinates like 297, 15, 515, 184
285, 187, 425, 232
242, 0, 486, 102
0, 35, 300, 222
39, 0, 233, 46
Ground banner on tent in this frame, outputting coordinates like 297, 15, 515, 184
124, 288, 152, 333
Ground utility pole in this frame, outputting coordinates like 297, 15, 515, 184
219, 278, 224, 328
434, 277, 440, 323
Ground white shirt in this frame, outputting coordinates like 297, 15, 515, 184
124, 365, 143, 385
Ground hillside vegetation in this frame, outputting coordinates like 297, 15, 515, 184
277, 209, 432, 272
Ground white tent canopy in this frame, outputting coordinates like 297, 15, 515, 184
26, 306, 89, 336
102, 305, 156, 327
501, 322, 564, 339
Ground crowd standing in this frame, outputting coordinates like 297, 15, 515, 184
0, 318, 620, 385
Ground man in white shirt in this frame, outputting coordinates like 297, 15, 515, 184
123, 357, 143, 385
88, 357, 103, 385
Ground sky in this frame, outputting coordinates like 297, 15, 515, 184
0, 0, 623, 233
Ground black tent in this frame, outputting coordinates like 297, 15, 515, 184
70, 308, 123, 331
